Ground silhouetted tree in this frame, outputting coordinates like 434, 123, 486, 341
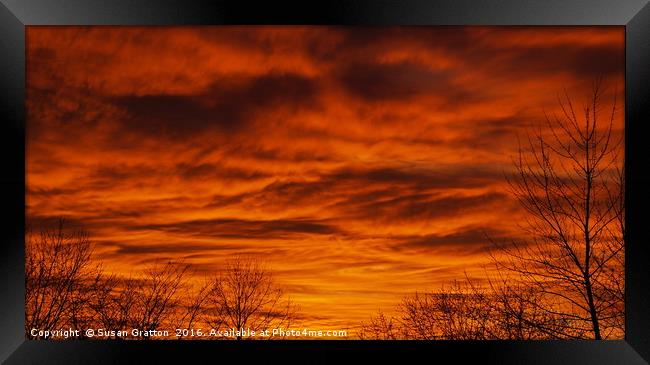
360, 82, 624, 341
204, 255, 297, 339
481, 277, 576, 339
399, 281, 492, 339
359, 310, 401, 340
89, 261, 189, 339
492, 81, 624, 339
174, 280, 211, 336
25, 219, 102, 338
359, 279, 572, 340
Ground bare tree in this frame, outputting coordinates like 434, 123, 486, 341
204, 255, 297, 340
492, 81, 624, 339
359, 310, 401, 340
359, 280, 495, 340
25, 219, 102, 338
174, 279, 211, 336
25, 219, 198, 340
398, 281, 495, 340
482, 276, 575, 340
359, 278, 572, 340
89, 261, 189, 339
137, 262, 188, 337
88, 274, 131, 338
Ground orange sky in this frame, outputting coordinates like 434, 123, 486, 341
25, 26, 624, 332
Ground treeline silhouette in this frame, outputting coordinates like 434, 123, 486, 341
25, 221, 297, 340
359, 82, 624, 340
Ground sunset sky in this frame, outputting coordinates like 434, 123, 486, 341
26, 26, 624, 331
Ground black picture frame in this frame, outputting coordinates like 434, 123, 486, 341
1, 1, 649, 363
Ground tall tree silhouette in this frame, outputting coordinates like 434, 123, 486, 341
359, 82, 624, 341
492, 81, 624, 339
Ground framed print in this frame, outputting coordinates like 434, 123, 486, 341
1, 1, 649, 364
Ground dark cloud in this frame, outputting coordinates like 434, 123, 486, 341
228, 145, 334, 163
111, 72, 321, 138
197, 27, 296, 55
336, 61, 468, 102
401, 227, 493, 248
451, 113, 534, 149
79, 162, 271, 191
81, 164, 161, 190
108, 242, 242, 255
26, 186, 81, 197
206, 165, 506, 213
27, 46, 57, 69
328, 166, 502, 189
205, 194, 247, 209
390, 226, 519, 255
338, 192, 508, 223
306, 27, 478, 63
202, 166, 510, 227
174, 162, 270, 181
89, 164, 158, 181
26, 215, 90, 233
128, 217, 341, 239
323, 27, 622, 90
499, 43, 624, 79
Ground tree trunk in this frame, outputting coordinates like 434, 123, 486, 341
584, 274, 601, 339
